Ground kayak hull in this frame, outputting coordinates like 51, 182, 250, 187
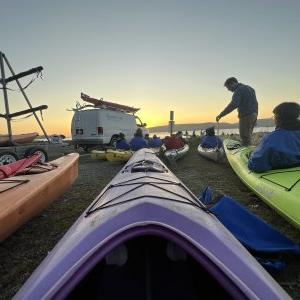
14, 149, 290, 300
90, 150, 106, 160
0, 153, 79, 241
105, 149, 133, 162
164, 144, 189, 162
223, 139, 300, 228
197, 145, 224, 162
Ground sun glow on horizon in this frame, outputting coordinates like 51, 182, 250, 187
2, 104, 275, 137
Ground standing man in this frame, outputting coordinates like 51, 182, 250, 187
216, 77, 258, 146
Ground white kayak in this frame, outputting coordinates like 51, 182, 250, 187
164, 144, 189, 162
197, 145, 224, 162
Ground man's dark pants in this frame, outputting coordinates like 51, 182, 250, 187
239, 113, 257, 146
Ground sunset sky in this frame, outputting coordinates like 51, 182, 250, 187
0, 0, 299, 136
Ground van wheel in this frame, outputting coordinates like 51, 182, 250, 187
0, 151, 19, 165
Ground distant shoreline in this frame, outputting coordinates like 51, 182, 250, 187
148, 118, 274, 133
150, 127, 275, 138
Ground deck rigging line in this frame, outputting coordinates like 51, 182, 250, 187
86, 175, 208, 216
260, 170, 300, 191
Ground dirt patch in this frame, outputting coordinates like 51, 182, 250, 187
0, 139, 300, 299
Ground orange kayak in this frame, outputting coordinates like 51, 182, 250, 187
0, 153, 79, 241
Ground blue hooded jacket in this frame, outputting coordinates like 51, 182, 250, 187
149, 137, 163, 148
200, 136, 223, 149
130, 136, 148, 151
248, 129, 300, 172
116, 139, 130, 150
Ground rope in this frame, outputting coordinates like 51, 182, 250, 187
0, 70, 43, 92
11, 113, 34, 122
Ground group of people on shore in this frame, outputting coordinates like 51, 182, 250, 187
115, 129, 188, 152
115, 76, 300, 173
115, 128, 163, 151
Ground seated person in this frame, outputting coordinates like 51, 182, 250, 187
144, 133, 150, 142
149, 135, 163, 148
130, 128, 148, 151
164, 133, 185, 150
115, 132, 130, 150
176, 131, 186, 143
200, 127, 223, 149
248, 102, 300, 172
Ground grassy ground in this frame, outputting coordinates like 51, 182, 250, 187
0, 138, 300, 299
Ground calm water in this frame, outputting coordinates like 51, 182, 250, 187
150, 127, 275, 138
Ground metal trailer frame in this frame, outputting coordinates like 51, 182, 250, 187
0, 51, 50, 145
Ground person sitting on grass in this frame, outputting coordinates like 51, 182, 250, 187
164, 132, 185, 150
248, 102, 300, 172
200, 127, 223, 149
176, 131, 187, 144
130, 128, 148, 151
116, 132, 130, 150
149, 134, 163, 148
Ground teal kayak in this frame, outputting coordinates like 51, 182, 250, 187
223, 139, 300, 229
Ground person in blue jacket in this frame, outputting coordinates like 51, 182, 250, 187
115, 132, 130, 150
200, 127, 223, 149
248, 102, 300, 172
130, 128, 148, 151
149, 135, 163, 148
216, 77, 258, 146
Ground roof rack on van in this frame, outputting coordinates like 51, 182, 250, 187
81, 93, 140, 114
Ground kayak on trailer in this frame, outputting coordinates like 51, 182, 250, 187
14, 149, 289, 300
164, 144, 189, 162
105, 149, 133, 162
0, 153, 79, 241
90, 150, 106, 160
223, 139, 300, 229
197, 145, 224, 162
0, 132, 39, 146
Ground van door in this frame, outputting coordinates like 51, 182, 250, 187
83, 110, 98, 140
72, 110, 99, 142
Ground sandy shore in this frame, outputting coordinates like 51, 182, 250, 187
0, 137, 300, 299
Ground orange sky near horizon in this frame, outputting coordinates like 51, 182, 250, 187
0, 90, 277, 137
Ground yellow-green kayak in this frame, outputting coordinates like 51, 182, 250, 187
105, 149, 133, 162
90, 150, 106, 160
223, 139, 300, 229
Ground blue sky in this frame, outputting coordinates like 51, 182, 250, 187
0, 0, 299, 135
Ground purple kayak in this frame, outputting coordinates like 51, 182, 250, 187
14, 149, 290, 300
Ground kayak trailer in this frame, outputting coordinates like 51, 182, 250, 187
0, 51, 51, 165
0, 143, 49, 165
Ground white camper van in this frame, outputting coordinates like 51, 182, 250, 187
71, 108, 148, 149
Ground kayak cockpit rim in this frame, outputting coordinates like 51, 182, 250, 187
85, 174, 208, 216
122, 159, 168, 173
49, 225, 249, 300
